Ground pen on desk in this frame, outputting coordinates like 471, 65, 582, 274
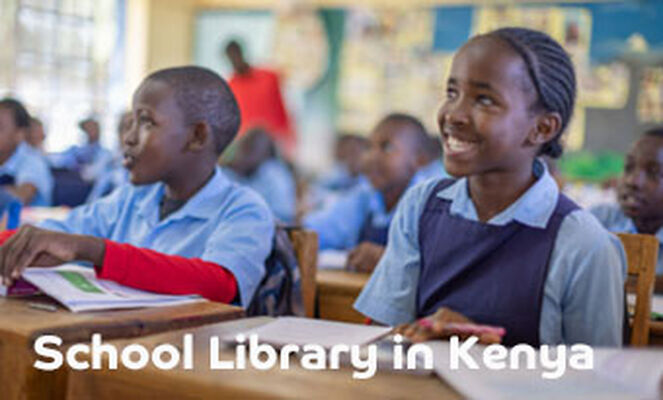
28, 302, 58, 312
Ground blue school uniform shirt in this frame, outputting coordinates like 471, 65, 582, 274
223, 159, 296, 224
590, 203, 663, 275
317, 164, 366, 192
354, 162, 626, 346
38, 166, 274, 307
0, 142, 53, 206
304, 175, 421, 250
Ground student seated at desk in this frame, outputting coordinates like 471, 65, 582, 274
317, 134, 369, 192
591, 127, 663, 293
354, 28, 625, 346
304, 113, 431, 273
0, 98, 53, 206
27, 117, 46, 153
48, 117, 114, 183
0, 66, 274, 307
223, 128, 296, 224
86, 112, 131, 202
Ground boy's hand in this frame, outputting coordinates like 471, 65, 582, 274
346, 242, 385, 273
0, 225, 105, 286
393, 307, 503, 345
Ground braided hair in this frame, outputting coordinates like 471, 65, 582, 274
487, 27, 576, 159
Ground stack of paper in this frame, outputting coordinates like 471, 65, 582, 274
20, 264, 202, 312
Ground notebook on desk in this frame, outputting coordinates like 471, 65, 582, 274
0, 264, 202, 312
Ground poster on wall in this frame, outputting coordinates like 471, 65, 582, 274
637, 67, 663, 123
338, 8, 450, 134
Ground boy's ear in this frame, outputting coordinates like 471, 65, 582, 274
527, 111, 562, 147
186, 122, 211, 152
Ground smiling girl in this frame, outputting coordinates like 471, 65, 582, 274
354, 27, 626, 346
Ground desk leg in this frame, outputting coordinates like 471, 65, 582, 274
0, 336, 68, 400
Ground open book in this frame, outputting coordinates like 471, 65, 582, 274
1, 264, 202, 312
429, 341, 663, 400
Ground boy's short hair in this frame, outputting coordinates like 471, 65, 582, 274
145, 66, 241, 155
0, 98, 31, 129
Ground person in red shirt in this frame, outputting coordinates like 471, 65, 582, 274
225, 40, 295, 156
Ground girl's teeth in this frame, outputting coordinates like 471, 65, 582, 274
447, 136, 475, 152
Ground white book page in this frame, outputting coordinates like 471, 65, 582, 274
223, 317, 391, 349
428, 341, 663, 400
317, 250, 348, 270
22, 264, 202, 312
652, 294, 663, 314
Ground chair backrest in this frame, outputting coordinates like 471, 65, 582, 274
617, 233, 658, 346
288, 229, 318, 318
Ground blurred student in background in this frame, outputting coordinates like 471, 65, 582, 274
223, 128, 296, 224
0, 98, 53, 206
416, 135, 449, 181
318, 134, 369, 191
86, 112, 132, 202
26, 117, 46, 152
304, 113, 430, 272
591, 127, 663, 293
49, 117, 114, 182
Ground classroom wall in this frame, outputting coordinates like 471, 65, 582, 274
125, 0, 196, 95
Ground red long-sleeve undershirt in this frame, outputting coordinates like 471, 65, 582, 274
0, 230, 237, 303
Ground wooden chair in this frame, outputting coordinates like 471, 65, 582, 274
288, 229, 318, 318
618, 233, 658, 346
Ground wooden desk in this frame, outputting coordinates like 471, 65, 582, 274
0, 297, 243, 400
650, 320, 663, 346
67, 318, 461, 400
316, 270, 370, 323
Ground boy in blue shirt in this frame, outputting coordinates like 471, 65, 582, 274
591, 127, 663, 293
223, 128, 296, 223
304, 113, 431, 272
0, 67, 274, 306
0, 98, 53, 206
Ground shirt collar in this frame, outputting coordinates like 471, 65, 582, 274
436, 159, 559, 228
136, 166, 230, 225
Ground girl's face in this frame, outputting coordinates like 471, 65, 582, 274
437, 36, 541, 178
